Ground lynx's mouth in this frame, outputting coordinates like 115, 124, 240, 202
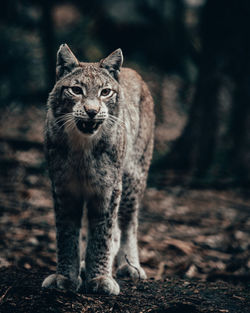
75, 118, 103, 134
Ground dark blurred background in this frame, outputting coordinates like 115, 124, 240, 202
1, 0, 250, 283
1, 0, 250, 187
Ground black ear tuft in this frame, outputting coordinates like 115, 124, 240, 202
56, 44, 79, 81
100, 48, 123, 80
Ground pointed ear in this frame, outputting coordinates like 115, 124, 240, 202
100, 48, 123, 80
56, 44, 79, 80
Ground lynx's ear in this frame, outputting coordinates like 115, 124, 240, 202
56, 44, 79, 81
100, 48, 123, 80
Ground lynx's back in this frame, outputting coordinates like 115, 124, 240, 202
118, 67, 154, 189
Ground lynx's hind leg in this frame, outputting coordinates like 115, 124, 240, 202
116, 172, 147, 280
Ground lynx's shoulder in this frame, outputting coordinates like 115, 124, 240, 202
120, 67, 144, 90
120, 67, 153, 111
120, 67, 142, 80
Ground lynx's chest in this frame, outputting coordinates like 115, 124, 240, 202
65, 129, 123, 192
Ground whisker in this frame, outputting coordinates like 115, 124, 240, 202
108, 117, 121, 126
106, 118, 125, 131
109, 114, 125, 125
54, 112, 73, 121
62, 118, 76, 131
108, 117, 125, 128
56, 115, 76, 130
54, 113, 74, 126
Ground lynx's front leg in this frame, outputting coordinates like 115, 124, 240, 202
85, 187, 121, 295
42, 184, 83, 292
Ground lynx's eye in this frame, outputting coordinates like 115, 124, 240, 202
70, 86, 83, 95
100, 88, 113, 97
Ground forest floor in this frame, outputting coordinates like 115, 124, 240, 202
0, 105, 250, 312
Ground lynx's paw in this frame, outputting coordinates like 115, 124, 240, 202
42, 274, 82, 292
117, 264, 147, 280
86, 276, 120, 295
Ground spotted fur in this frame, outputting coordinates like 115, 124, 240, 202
42, 44, 155, 295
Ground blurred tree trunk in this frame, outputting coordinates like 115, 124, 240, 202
225, 1, 250, 186
40, 0, 56, 90
228, 74, 250, 186
165, 0, 222, 179
165, 0, 250, 186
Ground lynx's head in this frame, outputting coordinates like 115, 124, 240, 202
50, 44, 123, 135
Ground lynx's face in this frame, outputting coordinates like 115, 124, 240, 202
51, 44, 123, 136
61, 67, 119, 135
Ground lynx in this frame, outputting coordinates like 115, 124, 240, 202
42, 44, 155, 295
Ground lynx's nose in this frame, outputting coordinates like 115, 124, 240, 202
84, 100, 100, 119
85, 108, 98, 119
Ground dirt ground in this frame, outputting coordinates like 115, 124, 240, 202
0, 266, 249, 313
0, 105, 250, 312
